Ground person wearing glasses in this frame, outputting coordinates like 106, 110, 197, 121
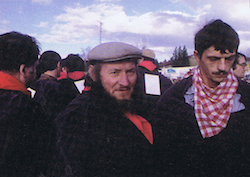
233, 52, 247, 79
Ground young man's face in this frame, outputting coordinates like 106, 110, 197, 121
233, 55, 247, 79
99, 61, 137, 101
195, 46, 236, 88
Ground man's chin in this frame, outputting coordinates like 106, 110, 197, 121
114, 95, 132, 102
112, 92, 132, 101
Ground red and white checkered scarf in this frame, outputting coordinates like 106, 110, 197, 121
193, 67, 238, 138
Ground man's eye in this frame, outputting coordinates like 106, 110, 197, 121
111, 71, 119, 74
226, 56, 235, 60
127, 70, 136, 76
209, 57, 219, 61
127, 70, 135, 73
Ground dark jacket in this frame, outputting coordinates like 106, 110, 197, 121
153, 76, 250, 177
137, 61, 172, 116
58, 71, 85, 95
33, 74, 73, 121
52, 84, 154, 177
0, 89, 50, 177
33, 74, 79, 175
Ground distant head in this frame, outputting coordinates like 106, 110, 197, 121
37, 50, 61, 78
87, 42, 142, 101
194, 19, 239, 88
0, 31, 40, 86
140, 49, 155, 63
61, 54, 85, 73
233, 53, 247, 79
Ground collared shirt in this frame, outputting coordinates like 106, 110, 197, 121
184, 85, 245, 113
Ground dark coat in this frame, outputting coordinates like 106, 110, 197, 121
34, 74, 81, 176
57, 78, 79, 100
153, 76, 250, 177
52, 85, 154, 177
33, 74, 73, 121
137, 61, 172, 116
0, 89, 50, 177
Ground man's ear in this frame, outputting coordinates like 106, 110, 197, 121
194, 50, 201, 64
19, 64, 26, 76
88, 65, 96, 82
57, 61, 61, 68
18, 64, 26, 84
61, 67, 68, 74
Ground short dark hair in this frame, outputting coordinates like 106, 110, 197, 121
195, 19, 239, 58
37, 50, 61, 74
237, 52, 247, 63
0, 31, 40, 71
61, 54, 85, 72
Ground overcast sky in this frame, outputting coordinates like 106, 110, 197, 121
0, 0, 250, 62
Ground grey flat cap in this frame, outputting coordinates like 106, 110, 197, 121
87, 42, 142, 62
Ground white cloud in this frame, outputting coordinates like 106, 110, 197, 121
36, 21, 49, 28
35, 1, 250, 61
36, 3, 196, 45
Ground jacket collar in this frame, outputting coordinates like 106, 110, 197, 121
138, 60, 157, 72
0, 71, 30, 96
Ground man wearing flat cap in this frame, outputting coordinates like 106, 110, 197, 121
52, 42, 154, 176
137, 49, 172, 116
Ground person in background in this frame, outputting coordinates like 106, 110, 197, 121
153, 19, 250, 176
0, 31, 49, 176
33, 50, 65, 120
137, 49, 172, 116
233, 52, 247, 79
58, 54, 86, 94
33, 50, 68, 176
52, 42, 154, 177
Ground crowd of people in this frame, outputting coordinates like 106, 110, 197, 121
0, 19, 249, 177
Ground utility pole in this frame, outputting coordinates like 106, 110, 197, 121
99, 21, 103, 44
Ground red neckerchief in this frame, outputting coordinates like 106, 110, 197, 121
82, 86, 91, 92
125, 112, 153, 144
57, 72, 68, 80
0, 71, 31, 97
68, 71, 85, 81
138, 60, 157, 72
193, 68, 238, 138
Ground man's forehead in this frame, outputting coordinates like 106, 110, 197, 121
205, 46, 236, 56
238, 55, 246, 62
100, 61, 136, 70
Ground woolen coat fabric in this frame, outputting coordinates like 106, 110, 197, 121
33, 74, 78, 176
137, 61, 172, 117
0, 89, 50, 177
33, 74, 74, 121
52, 85, 154, 177
153, 76, 250, 177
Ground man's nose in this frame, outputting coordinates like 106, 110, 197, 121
119, 73, 129, 86
218, 58, 226, 71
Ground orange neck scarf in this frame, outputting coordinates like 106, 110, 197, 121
57, 71, 68, 80
0, 71, 30, 97
125, 112, 153, 144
